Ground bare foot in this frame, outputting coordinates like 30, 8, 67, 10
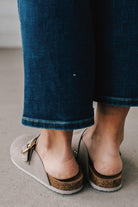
82, 103, 129, 176
83, 125, 123, 176
35, 129, 79, 180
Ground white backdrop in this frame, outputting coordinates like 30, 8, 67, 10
0, 0, 21, 47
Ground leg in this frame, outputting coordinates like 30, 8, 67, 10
36, 129, 79, 179
16, 0, 95, 185
83, 103, 130, 175
88, 0, 137, 176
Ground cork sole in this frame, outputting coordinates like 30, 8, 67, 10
48, 169, 84, 191
88, 157, 122, 192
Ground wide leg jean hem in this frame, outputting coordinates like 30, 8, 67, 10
22, 116, 95, 131
94, 96, 138, 107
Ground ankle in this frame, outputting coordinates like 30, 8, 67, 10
92, 103, 129, 144
92, 126, 124, 146
36, 129, 74, 160
39, 129, 72, 146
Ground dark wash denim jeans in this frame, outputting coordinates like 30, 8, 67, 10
17, 0, 138, 130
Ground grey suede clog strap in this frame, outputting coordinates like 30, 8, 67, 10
21, 135, 40, 164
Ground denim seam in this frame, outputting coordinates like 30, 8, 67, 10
94, 96, 138, 101
22, 116, 94, 125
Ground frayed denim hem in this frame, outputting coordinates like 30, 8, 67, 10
94, 96, 138, 107
22, 116, 95, 130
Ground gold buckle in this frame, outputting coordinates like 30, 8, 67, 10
21, 138, 37, 154
73, 150, 78, 157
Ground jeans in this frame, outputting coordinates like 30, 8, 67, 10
17, 0, 138, 130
